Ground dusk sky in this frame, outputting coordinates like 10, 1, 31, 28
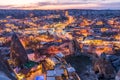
0, 0, 120, 10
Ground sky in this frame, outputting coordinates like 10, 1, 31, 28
0, 0, 120, 10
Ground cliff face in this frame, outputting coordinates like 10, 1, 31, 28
69, 38, 81, 55
0, 57, 16, 80
94, 58, 116, 79
116, 70, 120, 80
10, 32, 28, 66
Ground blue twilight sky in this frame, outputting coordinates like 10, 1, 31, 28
0, 0, 119, 9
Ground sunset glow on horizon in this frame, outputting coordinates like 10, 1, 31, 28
0, 0, 120, 10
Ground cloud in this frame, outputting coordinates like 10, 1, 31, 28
0, 0, 120, 10
35, 2, 89, 6
96, 2, 120, 9
0, 5, 13, 9
9, 3, 100, 10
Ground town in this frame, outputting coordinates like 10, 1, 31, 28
0, 9, 120, 80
